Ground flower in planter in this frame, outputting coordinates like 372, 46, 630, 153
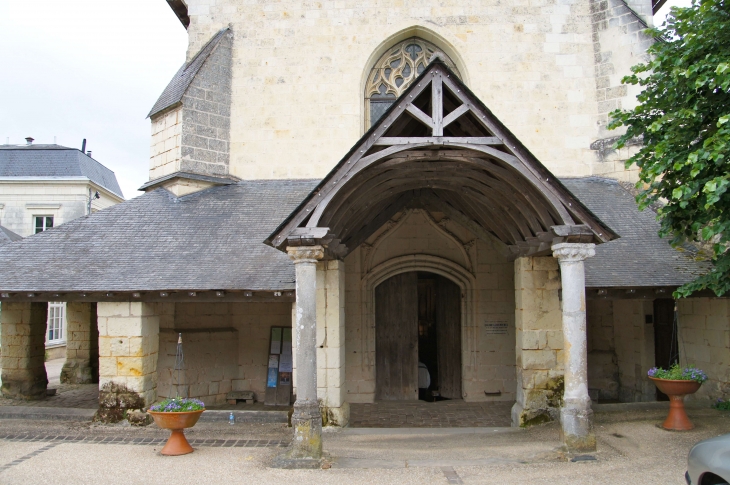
149, 397, 205, 413
647, 363, 708, 383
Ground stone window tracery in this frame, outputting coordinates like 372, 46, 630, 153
365, 38, 461, 128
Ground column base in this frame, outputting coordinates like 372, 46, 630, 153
1, 370, 48, 400
272, 400, 323, 468
322, 402, 350, 427
60, 362, 93, 384
560, 405, 596, 452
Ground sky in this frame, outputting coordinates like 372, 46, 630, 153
0, 0, 692, 200
0, 1, 187, 199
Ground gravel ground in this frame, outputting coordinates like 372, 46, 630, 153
0, 405, 728, 484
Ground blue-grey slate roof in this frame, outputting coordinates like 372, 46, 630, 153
0, 225, 22, 245
563, 177, 709, 287
0, 177, 709, 293
0, 144, 123, 198
147, 28, 229, 119
0, 180, 318, 292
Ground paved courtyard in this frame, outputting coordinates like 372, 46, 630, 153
0, 403, 727, 484
0, 359, 98, 409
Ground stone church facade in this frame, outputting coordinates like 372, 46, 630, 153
0, 0, 727, 463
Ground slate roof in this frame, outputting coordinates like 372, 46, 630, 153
0, 144, 124, 198
0, 225, 22, 245
0, 177, 708, 293
563, 177, 709, 288
0, 180, 319, 292
147, 28, 229, 119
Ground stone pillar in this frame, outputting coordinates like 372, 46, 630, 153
552, 243, 596, 452
316, 259, 348, 426
96, 302, 161, 422
0, 302, 48, 399
275, 245, 324, 468
61, 302, 99, 384
512, 257, 564, 427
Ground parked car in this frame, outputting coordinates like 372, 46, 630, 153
687, 433, 730, 485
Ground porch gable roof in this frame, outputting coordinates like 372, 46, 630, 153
267, 60, 618, 259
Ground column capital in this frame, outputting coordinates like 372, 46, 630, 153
287, 245, 324, 263
551, 243, 595, 263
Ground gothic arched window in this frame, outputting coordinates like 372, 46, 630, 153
365, 38, 461, 128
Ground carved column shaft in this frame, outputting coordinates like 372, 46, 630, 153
552, 242, 596, 452
283, 245, 324, 464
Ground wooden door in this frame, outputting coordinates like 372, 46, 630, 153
654, 298, 678, 401
435, 276, 462, 399
375, 272, 419, 400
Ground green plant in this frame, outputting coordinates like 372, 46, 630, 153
712, 399, 730, 410
648, 363, 708, 383
609, 0, 730, 297
149, 398, 205, 413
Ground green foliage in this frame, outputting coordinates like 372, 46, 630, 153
648, 363, 708, 383
609, 0, 730, 297
149, 397, 205, 412
713, 398, 730, 410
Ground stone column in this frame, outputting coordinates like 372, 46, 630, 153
0, 302, 48, 399
552, 243, 596, 452
276, 245, 324, 468
96, 302, 161, 422
61, 302, 99, 384
316, 260, 348, 426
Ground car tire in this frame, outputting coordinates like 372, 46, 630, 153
702, 473, 730, 485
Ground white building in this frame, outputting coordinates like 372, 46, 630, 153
0, 139, 123, 358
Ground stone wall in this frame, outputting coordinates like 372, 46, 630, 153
612, 299, 655, 402
586, 299, 618, 400
344, 208, 516, 404
162, 301, 293, 405
61, 302, 98, 384
149, 107, 183, 180
149, 30, 233, 182
97, 302, 168, 407
678, 298, 730, 402
589, 0, 653, 181
0, 302, 48, 399
512, 256, 563, 427
174, 0, 648, 182
315, 260, 347, 424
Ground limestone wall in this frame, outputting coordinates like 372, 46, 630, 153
97, 302, 168, 406
175, 0, 648, 182
678, 298, 730, 402
612, 299, 655, 402
512, 256, 563, 426
344, 208, 516, 403
586, 299, 618, 400
160, 301, 293, 405
149, 107, 182, 180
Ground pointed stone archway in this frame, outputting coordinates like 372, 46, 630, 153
268, 60, 618, 461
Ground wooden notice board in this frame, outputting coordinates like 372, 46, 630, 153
264, 326, 293, 406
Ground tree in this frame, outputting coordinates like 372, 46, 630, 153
609, 0, 730, 297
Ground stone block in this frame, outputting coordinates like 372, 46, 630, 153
522, 350, 557, 370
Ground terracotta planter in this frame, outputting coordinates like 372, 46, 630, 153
649, 378, 701, 431
148, 409, 204, 455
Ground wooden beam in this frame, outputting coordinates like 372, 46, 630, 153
373, 137, 502, 146
442, 104, 470, 130
432, 73, 443, 136
405, 104, 434, 129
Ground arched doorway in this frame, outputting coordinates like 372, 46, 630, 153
375, 271, 461, 401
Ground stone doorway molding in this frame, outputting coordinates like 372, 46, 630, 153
362, 254, 477, 399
